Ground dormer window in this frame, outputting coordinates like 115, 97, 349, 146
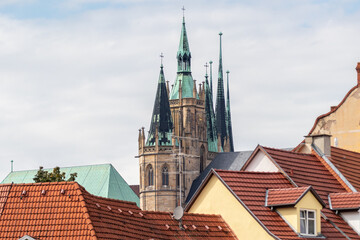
300, 209, 316, 235
265, 186, 325, 237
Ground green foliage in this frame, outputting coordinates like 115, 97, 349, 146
33, 166, 77, 183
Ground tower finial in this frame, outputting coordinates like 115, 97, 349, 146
160, 52, 164, 67
182, 6, 185, 21
204, 62, 209, 77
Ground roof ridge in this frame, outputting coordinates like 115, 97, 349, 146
330, 191, 360, 196
261, 145, 315, 156
74, 182, 97, 239
268, 186, 309, 191
214, 169, 283, 175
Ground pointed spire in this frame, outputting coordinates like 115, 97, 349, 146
215, 32, 227, 150
209, 60, 213, 97
204, 62, 218, 152
226, 70, 234, 152
177, 7, 191, 69
169, 8, 195, 100
146, 56, 173, 146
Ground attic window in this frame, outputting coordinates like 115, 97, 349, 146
300, 209, 316, 235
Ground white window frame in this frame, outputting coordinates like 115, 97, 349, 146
300, 209, 316, 236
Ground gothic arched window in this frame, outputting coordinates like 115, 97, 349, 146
162, 165, 169, 186
146, 164, 154, 187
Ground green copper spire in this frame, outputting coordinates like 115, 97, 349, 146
146, 57, 173, 146
215, 32, 227, 149
204, 63, 218, 152
209, 60, 213, 98
169, 8, 196, 100
226, 70, 234, 152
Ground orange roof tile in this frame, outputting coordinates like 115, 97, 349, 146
213, 169, 359, 239
0, 182, 237, 240
266, 186, 312, 207
330, 146, 360, 191
329, 192, 360, 210
259, 146, 360, 239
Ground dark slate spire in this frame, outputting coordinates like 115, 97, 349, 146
146, 58, 173, 146
204, 63, 218, 152
226, 70, 234, 152
215, 32, 227, 149
169, 8, 195, 100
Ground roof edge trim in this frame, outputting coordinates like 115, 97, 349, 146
311, 145, 357, 192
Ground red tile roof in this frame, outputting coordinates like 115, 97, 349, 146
330, 146, 360, 191
214, 171, 305, 239
266, 186, 311, 207
259, 146, 360, 239
329, 192, 360, 210
262, 146, 347, 200
0, 182, 237, 240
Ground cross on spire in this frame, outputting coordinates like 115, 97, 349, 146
160, 52, 164, 66
204, 62, 209, 76
182, 6, 185, 17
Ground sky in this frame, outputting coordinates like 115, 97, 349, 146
0, 0, 360, 184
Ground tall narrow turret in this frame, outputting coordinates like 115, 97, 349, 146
226, 70, 234, 152
146, 61, 173, 146
169, 14, 195, 100
215, 32, 227, 149
204, 63, 218, 152
209, 60, 214, 97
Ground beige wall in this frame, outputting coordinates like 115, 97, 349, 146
188, 175, 274, 240
311, 87, 360, 152
277, 191, 323, 235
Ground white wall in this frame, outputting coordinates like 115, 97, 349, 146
245, 151, 279, 172
340, 211, 360, 234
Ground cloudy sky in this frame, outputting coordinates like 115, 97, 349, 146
0, 0, 360, 184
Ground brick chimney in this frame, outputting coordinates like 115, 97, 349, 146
356, 62, 360, 86
305, 134, 331, 157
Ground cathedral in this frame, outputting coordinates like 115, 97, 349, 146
138, 13, 234, 212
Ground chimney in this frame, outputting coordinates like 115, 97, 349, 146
356, 62, 360, 86
305, 134, 331, 157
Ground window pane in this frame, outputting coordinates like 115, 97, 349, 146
308, 220, 315, 234
300, 219, 306, 234
308, 211, 315, 219
300, 210, 305, 218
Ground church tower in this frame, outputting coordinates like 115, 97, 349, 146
138, 12, 234, 212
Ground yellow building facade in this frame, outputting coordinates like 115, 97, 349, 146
309, 63, 360, 152
186, 170, 325, 239
187, 174, 274, 239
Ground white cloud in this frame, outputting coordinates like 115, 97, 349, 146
0, 1, 360, 184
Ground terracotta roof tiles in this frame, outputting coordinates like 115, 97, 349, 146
261, 146, 360, 239
330, 146, 360, 191
215, 171, 307, 239
329, 192, 360, 210
266, 186, 310, 207
0, 182, 237, 239
214, 169, 359, 239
